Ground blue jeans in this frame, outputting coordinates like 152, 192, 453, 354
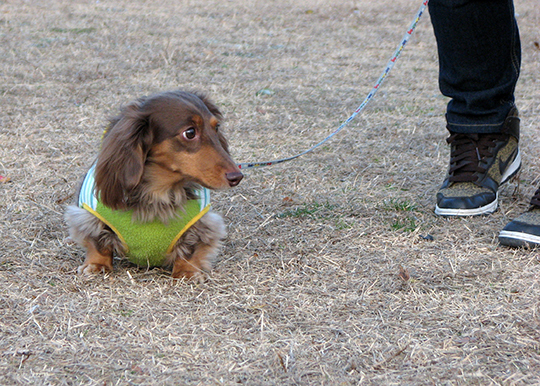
428, 0, 521, 134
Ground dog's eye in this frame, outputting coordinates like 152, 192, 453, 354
215, 124, 220, 132
182, 127, 197, 140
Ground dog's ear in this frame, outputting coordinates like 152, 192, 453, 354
196, 93, 230, 154
195, 92, 223, 121
95, 100, 153, 209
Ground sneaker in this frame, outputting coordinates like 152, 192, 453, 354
499, 189, 540, 248
434, 107, 521, 216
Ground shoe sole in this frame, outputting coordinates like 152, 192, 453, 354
499, 230, 540, 248
434, 149, 521, 217
434, 193, 499, 216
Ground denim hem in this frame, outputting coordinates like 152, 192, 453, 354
445, 102, 516, 134
446, 121, 507, 135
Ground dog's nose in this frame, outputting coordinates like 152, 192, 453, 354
226, 171, 243, 187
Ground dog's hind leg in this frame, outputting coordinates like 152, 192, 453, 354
78, 240, 113, 275
171, 244, 216, 282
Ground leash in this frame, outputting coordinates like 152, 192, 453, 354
238, 0, 429, 170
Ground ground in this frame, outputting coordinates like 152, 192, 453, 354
1, 0, 540, 385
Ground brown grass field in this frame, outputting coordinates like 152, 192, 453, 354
1, 0, 540, 384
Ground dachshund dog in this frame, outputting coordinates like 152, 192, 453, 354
65, 91, 243, 281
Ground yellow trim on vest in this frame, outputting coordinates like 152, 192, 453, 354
82, 202, 129, 252
166, 204, 211, 254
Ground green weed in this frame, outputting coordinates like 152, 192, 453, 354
51, 27, 96, 34
391, 217, 417, 232
277, 202, 355, 230
277, 202, 336, 219
382, 198, 418, 212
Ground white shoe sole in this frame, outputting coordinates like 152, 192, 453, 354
435, 194, 499, 216
499, 230, 540, 247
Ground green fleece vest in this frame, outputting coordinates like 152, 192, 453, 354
78, 163, 211, 267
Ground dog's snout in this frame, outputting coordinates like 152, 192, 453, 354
226, 171, 243, 187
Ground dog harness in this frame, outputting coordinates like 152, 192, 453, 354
78, 163, 211, 267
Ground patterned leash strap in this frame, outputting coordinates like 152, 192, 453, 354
238, 0, 429, 170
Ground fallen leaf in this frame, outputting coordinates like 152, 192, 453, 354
398, 265, 410, 282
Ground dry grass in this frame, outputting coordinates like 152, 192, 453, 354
1, 0, 540, 384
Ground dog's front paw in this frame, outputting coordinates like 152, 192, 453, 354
78, 263, 112, 275
172, 269, 207, 283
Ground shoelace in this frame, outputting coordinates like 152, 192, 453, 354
446, 133, 505, 183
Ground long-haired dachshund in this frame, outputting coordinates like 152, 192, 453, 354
65, 91, 243, 281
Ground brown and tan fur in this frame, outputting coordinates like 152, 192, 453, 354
65, 91, 243, 281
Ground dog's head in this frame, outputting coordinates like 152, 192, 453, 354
94, 91, 243, 210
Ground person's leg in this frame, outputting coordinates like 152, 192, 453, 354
429, 0, 521, 134
429, 0, 522, 216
